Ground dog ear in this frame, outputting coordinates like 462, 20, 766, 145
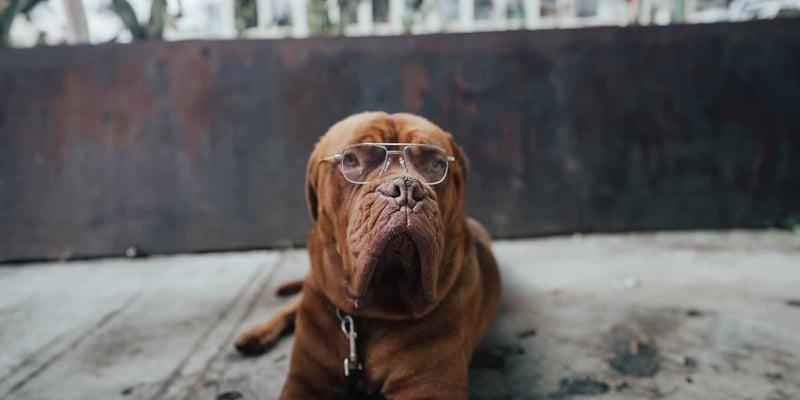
448, 134, 469, 180
305, 145, 320, 222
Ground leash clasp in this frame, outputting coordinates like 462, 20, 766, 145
336, 308, 363, 377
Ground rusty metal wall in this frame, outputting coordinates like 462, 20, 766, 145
2, 20, 799, 262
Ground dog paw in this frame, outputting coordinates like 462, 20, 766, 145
234, 324, 283, 355
234, 335, 269, 355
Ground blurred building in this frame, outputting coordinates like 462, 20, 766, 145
5, 0, 800, 46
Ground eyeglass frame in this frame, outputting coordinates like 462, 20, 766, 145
319, 142, 457, 185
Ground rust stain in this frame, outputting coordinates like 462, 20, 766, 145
2, 22, 799, 262
400, 63, 431, 113
166, 44, 219, 172
449, 70, 478, 115
277, 40, 348, 71
280, 49, 361, 148
49, 63, 157, 164
488, 112, 524, 176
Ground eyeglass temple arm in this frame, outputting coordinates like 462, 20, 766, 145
319, 154, 342, 163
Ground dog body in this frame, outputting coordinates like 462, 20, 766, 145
236, 112, 501, 399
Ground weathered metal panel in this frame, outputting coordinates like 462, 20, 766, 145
1, 20, 799, 262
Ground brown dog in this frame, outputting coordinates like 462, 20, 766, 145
235, 112, 501, 399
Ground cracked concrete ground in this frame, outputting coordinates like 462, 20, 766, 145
1, 231, 798, 399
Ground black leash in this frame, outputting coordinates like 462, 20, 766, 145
341, 367, 365, 400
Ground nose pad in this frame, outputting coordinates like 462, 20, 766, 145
380, 155, 409, 175
377, 176, 426, 208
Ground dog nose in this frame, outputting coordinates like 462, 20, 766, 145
378, 176, 426, 207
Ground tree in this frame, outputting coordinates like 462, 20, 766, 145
110, 0, 170, 40
0, 0, 46, 47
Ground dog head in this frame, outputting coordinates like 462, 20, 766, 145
305, 112, 468, 319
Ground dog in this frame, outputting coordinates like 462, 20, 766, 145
235, 112, 501, 399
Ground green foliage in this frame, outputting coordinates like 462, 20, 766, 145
777, 8, 800, 17
110, 0, 168, 41
235, 0, 258, 34
0, 0, 45, 47
402, 0, 424, 33
308, 0, 335, 35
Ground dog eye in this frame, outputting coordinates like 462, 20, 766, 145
342, 153, 359, 166
431, 159, 446, 171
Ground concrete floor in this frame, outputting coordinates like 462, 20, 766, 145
1, 231, 798, 400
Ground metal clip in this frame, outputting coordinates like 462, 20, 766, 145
336, 308, 363, 376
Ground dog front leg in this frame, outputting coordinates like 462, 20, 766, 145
280, 362, 340, 400
380, 351, 469, 400
279, 304, 344, 399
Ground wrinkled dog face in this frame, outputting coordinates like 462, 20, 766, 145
307, 112, 466, 318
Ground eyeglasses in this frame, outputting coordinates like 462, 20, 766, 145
320, 143, 456, 185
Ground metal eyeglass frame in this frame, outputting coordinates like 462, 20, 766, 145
320, 142, 456, 185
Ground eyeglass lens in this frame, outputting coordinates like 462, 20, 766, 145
340, 144, 449, 184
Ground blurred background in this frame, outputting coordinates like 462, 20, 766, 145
2, 0, 800, 46
1, 1, 799, 262
1, 3, 800, 399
